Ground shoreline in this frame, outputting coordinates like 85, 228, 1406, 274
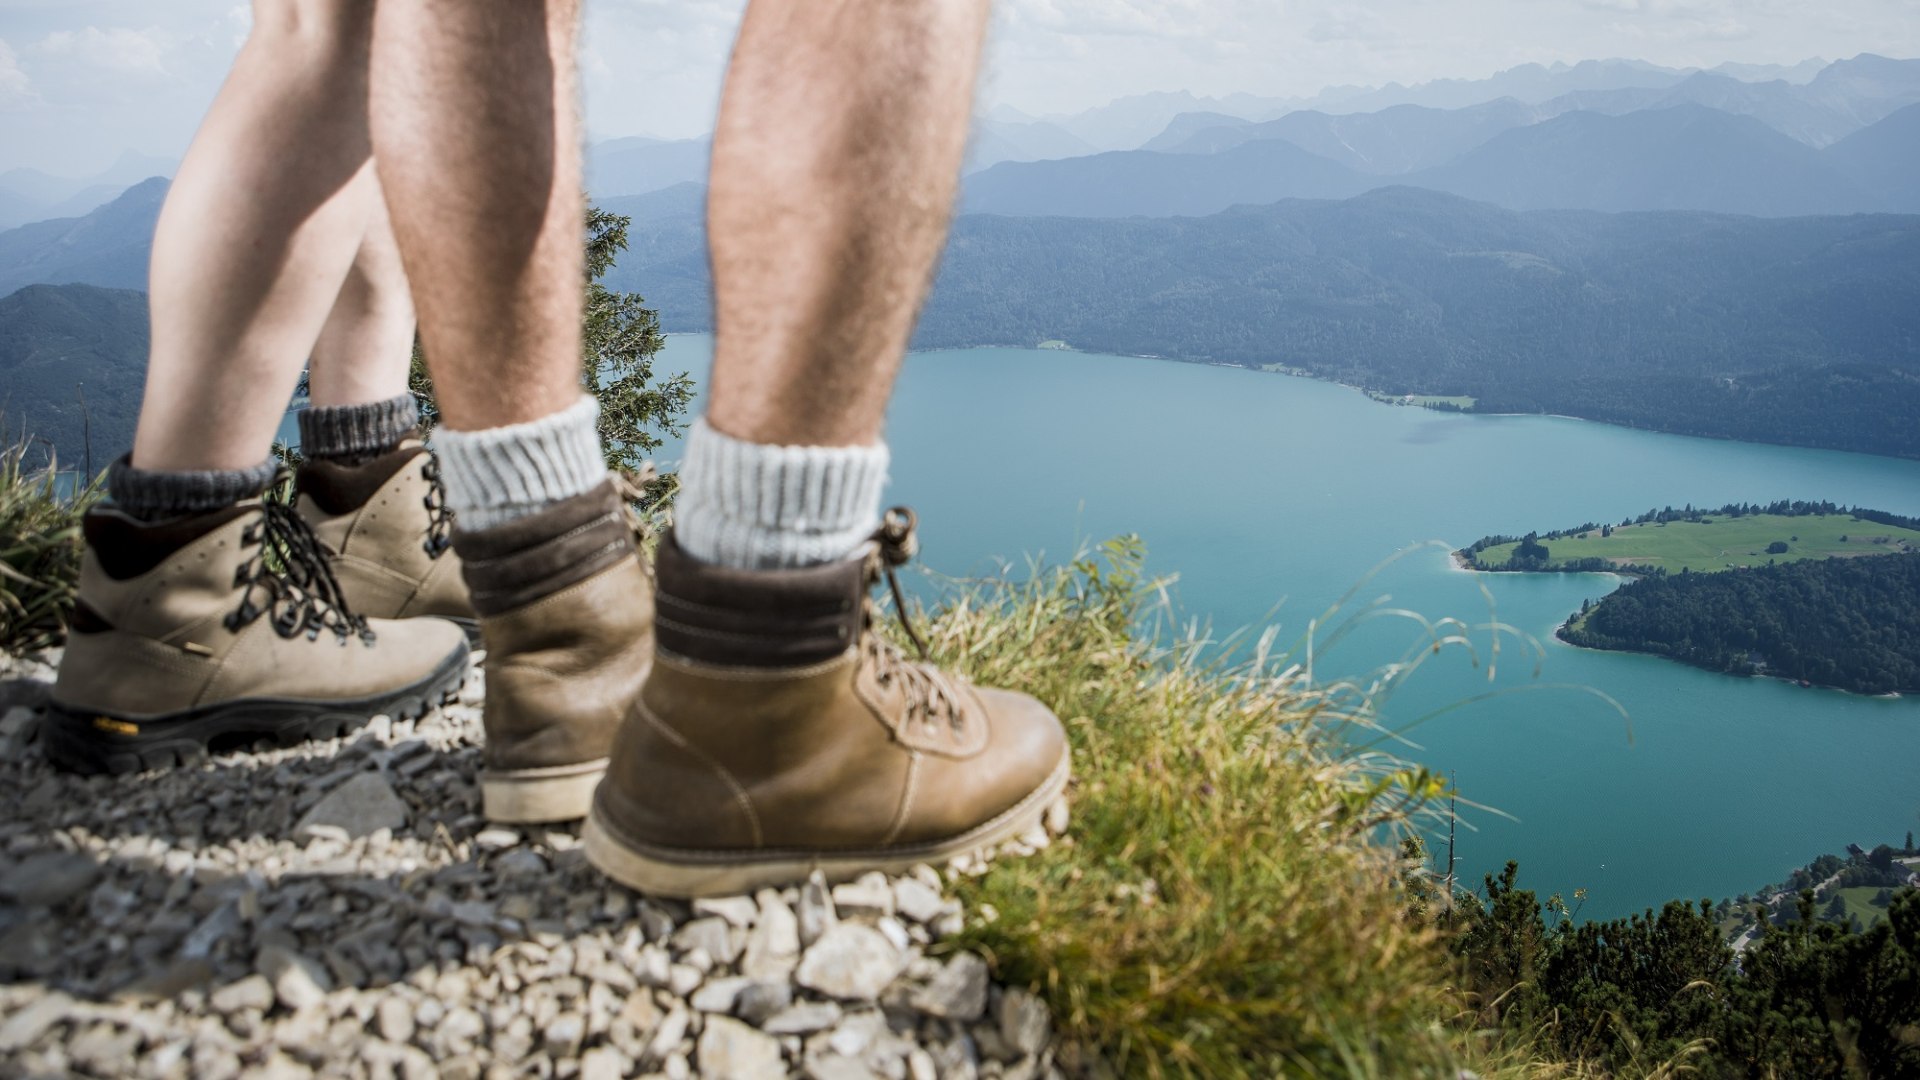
1553, 618, 1908, 700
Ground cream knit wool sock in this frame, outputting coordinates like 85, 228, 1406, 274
673, 418, 890, 570
432, 396, 607, 531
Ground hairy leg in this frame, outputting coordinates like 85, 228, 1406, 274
307, 175, 416, 409
705, 0, 991, 447
132, 0, 378, 471
369, 0, 584, 431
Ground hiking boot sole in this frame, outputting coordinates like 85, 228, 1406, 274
482, 758, 608, 825
42, 642, 470, 776
582, 749, 1071, 898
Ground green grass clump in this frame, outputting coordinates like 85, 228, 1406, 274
915, 538, 1473, 1077
0, 437, 101, 655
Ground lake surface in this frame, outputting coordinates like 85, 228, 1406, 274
631, 335, 1920, 921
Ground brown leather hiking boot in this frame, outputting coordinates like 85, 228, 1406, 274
451, 479, 653, 824
583, 509, 1072, 898
295, 440, 477, 642
46, 497, 470, 775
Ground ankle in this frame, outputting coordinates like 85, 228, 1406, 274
672, 418, 889, 570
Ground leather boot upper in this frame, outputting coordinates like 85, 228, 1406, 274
450, 479, 653, 775
595, 513, 1070, 857
295, 441, 473, 622
53, 500, 469, 718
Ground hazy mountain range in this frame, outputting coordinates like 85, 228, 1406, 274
1, 53, 1916, 465
0, 153, 176, 231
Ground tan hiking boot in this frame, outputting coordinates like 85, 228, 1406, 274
583, 509, 1071, 898
46, 497, 470, 775
295, 440, 477, 641
450, 479, 653, 824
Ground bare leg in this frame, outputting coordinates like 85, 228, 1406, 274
132, 0, 378, 471
705, 0, 991, 447
369, 0, 584, 431
308, 176, 416, 409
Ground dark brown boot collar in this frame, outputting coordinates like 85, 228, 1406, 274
452, 479, 636, 616
295, 442, 426, 516
653, 531, 865, 669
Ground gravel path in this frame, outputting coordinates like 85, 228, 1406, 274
0, 648, 1078, 1080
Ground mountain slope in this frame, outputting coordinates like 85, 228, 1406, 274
609, 186, 1920, 458
0, 284, 149, 469
1824, 103, 1920, 211
1409, 106, 1867, 214
1160, 99, 1541, 172
585, 137, 710, 200
0, 179, 166, 298
960, 139, 1372, 218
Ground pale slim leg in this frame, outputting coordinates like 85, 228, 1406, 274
368, 0, 585, 431
132, 0, 380, 472
705, 0, 992, 447
307, 178, 416, 410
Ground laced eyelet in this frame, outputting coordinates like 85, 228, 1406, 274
225, 473, 371, 645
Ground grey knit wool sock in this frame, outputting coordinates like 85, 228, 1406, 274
432, 395, 608, 532
106, 455, 277, 521
673, 418, 890, 570
298, 393, 419, 462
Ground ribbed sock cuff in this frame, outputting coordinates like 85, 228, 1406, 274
106, 455, 276, 521
298, 393, 420, 462
673, 418, 890, 570
432, 396, 608, 531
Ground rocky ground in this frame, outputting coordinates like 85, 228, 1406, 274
0, 648, 1080, 1080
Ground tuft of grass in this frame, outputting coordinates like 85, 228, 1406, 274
913, 537, 1470, 1077
0, 436, 102, 656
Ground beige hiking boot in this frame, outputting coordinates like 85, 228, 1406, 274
584, 509, 1071, 898
46, 497, 470, 775
295, 440, 477, 641
450, 479, 653, 824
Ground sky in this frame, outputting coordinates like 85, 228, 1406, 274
2, 0, 1918, 174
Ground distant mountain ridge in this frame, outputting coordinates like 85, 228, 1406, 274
963, 103, 1914, 218
0, 178, 166, 299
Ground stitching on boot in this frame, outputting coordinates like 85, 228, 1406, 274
881, 753, 921, 845
634, 699, 763, 846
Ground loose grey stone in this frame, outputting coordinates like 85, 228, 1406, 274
806, 1054, 880, 1080
876, 916, 912, 954
580, 1046, 627, 1080
634, 944, 672, 987
892, 879, 946, 925
0, 990, 72, 1051
493, 847, 548, 879
544, 1011, 585, 1059
690, 976, 750, 1014
762, 1001, 843, 1036
998, 989, 1051, 1056
208, 975, 275, 1015
292, 772, 408, 838
697, 1015, 783, 1079
473, 828, 520, 850
691, 896, 758, 929
907, 1049, 939, 1080
912, 953, 989, 1020
798, 871, 837, 948
667, 963, 703, 997
377, 997, 415, 1044
797, 924, 905, 1001
643, 1005, 690, 1065
831, 873, 893, 918
741, 889, 801, 981
671, 916, 739, 965
257, 945, 332, 1011
3, 850, 99, 908
735, 981, 794, 1026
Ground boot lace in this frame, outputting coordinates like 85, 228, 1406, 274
862, 507, 966, 739
226, 481, 374, 644
419, 455, 454, 558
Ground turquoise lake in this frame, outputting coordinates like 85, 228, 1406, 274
637, 334, 1920, 921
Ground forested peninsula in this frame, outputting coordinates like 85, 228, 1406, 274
1458, 502, 1920, 694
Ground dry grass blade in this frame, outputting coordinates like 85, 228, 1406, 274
0, 433, 103, 656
